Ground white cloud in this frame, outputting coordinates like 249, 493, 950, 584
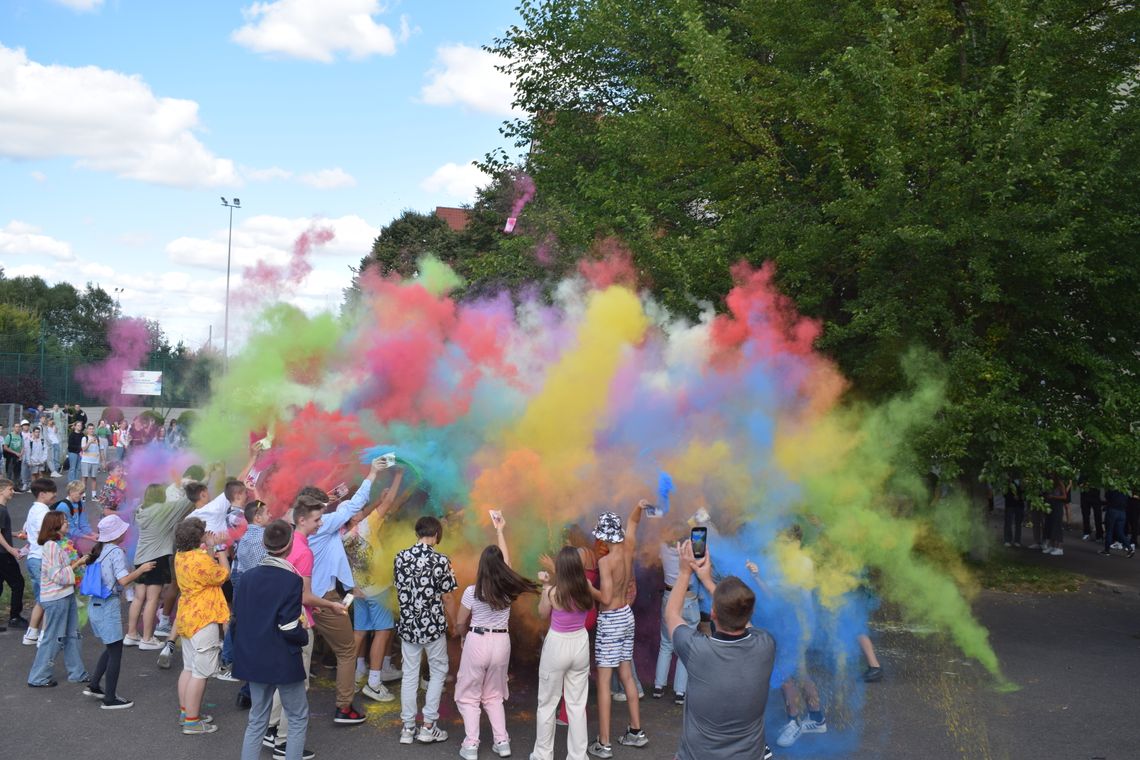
52, 0, 104, 10
0, 44, 238, 188
30, 170, 46, 182
165, 213, 378, 272
0, 220, 75, 261
299, 167, 356, 189
244, 166, 293, 182
420, 44, 518, 116
232, 0, 402, 62
420, 160, 491, 202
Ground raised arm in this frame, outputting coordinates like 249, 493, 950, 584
627, 498, 650, 551
356, 468, 404, 523
322, 457, 389, 534
537, 572, 553, 618
490, 510, 510, 567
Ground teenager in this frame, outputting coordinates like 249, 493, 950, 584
21, 477, 59, 645
343, 468, 406, 701
667, 541, 776, 760
532, 546, 603, 760
25, 426, 49, 481
654, 523, 700, 704
395, 515, 458, 745
235, 519, 312, 760
79, 423, 102, 500
0, 479, 27, 629
55, 480, 96, 551
589, 502, 650, 758
174, 517, 230, 735
44, 419, 62, 477
27, 510, 90, 687
454, 513, 539, 758
83, 515, 156, 709
127, 483, 199, 649
300, 456, 390, 725
66, 421, 83, 479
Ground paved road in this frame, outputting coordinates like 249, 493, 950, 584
1, 487, 1137, 759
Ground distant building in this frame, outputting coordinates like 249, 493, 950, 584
434, 206, 471, 232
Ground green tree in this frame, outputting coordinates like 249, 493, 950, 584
491, 0, 1140, 491
0, 302, 39, 354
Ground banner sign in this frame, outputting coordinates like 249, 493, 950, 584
121, 370, 163, 396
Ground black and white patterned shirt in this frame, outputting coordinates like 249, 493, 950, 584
394, 542, 457, 644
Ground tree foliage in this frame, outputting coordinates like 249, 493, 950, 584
489, 0, 1140, 490
0, 272, 121, 357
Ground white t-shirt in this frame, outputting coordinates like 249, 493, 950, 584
22, 502, 51, 560
461, 585, 511, 629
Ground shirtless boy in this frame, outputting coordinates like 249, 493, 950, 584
588, 500, 650, 758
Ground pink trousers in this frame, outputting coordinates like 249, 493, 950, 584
454, 631, 511, 746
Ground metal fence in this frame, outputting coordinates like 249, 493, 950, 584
0, 352, 203, 407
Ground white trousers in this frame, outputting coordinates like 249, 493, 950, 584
532, 628, 590, 760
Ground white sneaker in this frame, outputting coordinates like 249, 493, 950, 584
1048, 547, 1064, 556
801, 717, 828, 735
417, 723, 449, 743
460, 745, 479, 760
363, 683, 395, 702
22, 631, 39, 646
400, 725, 416, 745
139, 638, 164, 651
1111, 542, 1123, 549
379, 665, 403, 682
214, 665, 240, 682
155, 620, 173, 639
123, 634, 141, 647
1002, 542, 1012, 547
157, 641, 175, 670
612, 691, 627, 702
50, 471, 61, 478
493, 740, 512, 756
776, 719, 803, 748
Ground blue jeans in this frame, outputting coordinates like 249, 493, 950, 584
28, 594, 88, 685
26, 556, 42, 603
67, 452, 79, 476
50, 443, 61, 471
655, 589, 700, 693
242, 680, 309, 760
1105, 510, 1130, 552
221, 572, 242, 666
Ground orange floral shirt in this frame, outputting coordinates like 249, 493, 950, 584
174, 548, 230, 637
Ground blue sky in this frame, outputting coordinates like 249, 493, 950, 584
0, 0, 522, 348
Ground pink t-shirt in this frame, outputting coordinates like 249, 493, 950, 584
287, 532, 315, 627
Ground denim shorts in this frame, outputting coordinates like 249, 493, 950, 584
353, 591, 395, 632
88, 594, 124, 644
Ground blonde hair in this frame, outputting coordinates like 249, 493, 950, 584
67, 480, 83, 495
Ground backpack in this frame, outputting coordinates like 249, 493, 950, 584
79, 550, 114, 599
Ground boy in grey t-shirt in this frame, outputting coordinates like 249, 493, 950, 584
666, 542, 775, 760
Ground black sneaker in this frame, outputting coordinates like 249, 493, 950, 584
863, 666, 884, 682
102, 697, 134, 710
334, 706, 367, 725
673, 692, 685, 705
8, 616, 28, 629
762, 744, 774, 760
273, 743, 316, 759
651, 686, 664, 699
1128, 546, 1136, 559
1099, 549, 1113, 556
235, 691, 252, 709
263, 727, 280, 749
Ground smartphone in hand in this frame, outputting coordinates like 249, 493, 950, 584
690, 527, 708, 559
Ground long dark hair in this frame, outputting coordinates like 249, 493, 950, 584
552, 546, 595, 612
474, 545, 540, 610
37, 511, 66, 545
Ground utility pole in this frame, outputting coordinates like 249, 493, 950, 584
220, 197, 242, 371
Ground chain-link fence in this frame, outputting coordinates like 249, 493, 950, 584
0, 352, 206, 407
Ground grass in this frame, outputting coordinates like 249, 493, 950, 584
972, 557, 1085, 594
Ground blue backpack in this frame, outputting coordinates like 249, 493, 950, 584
79, 550, 113, 599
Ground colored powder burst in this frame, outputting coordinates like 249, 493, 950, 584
75, 318, 152, 405
239, 225, 334, 306
190, 252, 1008, 748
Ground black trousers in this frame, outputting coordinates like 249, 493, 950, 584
1126, 499, 1140, 547
0, 553, 25, 620
1081, 501, 1103, 538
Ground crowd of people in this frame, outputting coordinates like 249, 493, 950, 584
0, 448, 883, 760
2, 404, 188, 496
1001, 478, 1139, 558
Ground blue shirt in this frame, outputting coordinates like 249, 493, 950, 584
234, 523, 268, 575
54, 498, 92, 539
308, 480, 372, 598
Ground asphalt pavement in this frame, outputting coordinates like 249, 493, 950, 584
1, 485, 1137, 760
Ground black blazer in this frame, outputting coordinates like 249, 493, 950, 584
231, 564, 308, 684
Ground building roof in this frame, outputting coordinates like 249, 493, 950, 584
434, 206, 471, 232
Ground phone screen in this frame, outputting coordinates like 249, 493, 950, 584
690, 527, 708, 559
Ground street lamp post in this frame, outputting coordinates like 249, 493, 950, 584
220, 197, 241, 370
